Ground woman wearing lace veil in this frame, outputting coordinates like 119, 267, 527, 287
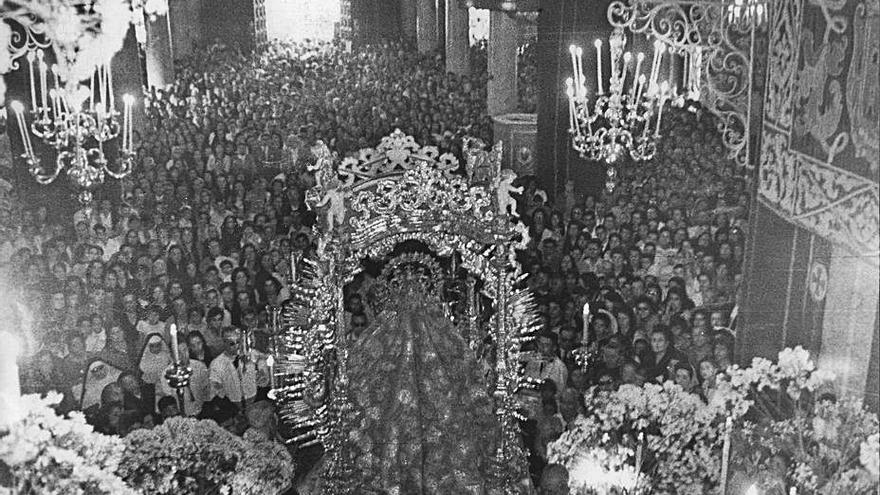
329, 252, 503, 494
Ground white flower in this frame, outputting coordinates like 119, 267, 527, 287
860, 433, 880, 477
777, 346, 815, 379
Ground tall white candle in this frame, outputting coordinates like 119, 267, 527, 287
582, 302, 591, 346
107, 63, 115, 109
720, 416, 733, 495
10, 102, 28, 150
0, 331, 22, 429
635, 432, 644, 474
569, 45, 579, 89
169, 324, 180, 364
594, 40, 604, 94
621, 52, 632, 89
266, 355, 276, 389
575, 46, 585, 98
26, 52, 36, 109
635, 75, 647, 104
631, 52, 644, 96
37, 52, 47, 115
90, 71, 95, 111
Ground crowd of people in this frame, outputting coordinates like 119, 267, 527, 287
0, 33, 749, 492
504, 105, 750, 488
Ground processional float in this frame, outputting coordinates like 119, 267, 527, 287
267, 129, 541, 493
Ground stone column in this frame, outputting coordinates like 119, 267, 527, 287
416, 0, 438, 53
400, 0, 417, 43
144, 13, 174, 89
169, 0, 201, 58
487, 11, 519, 116
445, 0, 470, 74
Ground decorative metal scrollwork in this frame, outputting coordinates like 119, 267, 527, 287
608, 0, 765, 168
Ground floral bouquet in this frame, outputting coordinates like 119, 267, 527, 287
736, 397, 878, 494
118, 417, 294, 495
548, 381, 744, 494
0, 392, 136, 495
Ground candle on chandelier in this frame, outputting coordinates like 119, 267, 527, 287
594, 39, 604, 94
649, 40, 665, 95
635, 74, 647, 104
631, 52, 644, 97
169, 324, 180, 364
90, 71, 96, 111
569, 45, 579, 90
26, 52, 36, 109
575, 46, 585, 98
107, 63, 115, 109
622, 52, 632, 89
123, 94, 134, 152
50, 65, 60, 94
37, 50, 47, 115
654, 81, 670, 136
9, 101, 33, 156
49, 89, 59, 119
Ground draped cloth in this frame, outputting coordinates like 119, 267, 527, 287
335, 302, 502, 494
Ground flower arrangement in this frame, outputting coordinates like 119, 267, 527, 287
118, 417, 294, 495
0, 392, 136, 495
548, 346, 878, 495
730, 355, 880, 495
548, 381, 739, 494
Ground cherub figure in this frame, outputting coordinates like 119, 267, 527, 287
315, 177, 347, 231
307, 140, 334, 191
494, 168, 523, 218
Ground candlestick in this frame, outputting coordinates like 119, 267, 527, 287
169, 324, 180, 364
26, 52, 36, 109
594, 40, 603, 94
266, 355, 276, 389
0, 331, 22, 429
90, 70, 95, 111
569, 45, 579, 90
582, 302, 591, 346
720, 416, 733, 495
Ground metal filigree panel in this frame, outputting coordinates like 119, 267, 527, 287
608, 0, 764, 168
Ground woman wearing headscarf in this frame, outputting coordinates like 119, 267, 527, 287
74, 358, 124, 413
137, 333, 173, 390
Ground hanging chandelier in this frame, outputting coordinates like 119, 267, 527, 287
9, 49, 135, 190
565, 28, 673, 171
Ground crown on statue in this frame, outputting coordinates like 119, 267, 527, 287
370, 252, 445, 313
